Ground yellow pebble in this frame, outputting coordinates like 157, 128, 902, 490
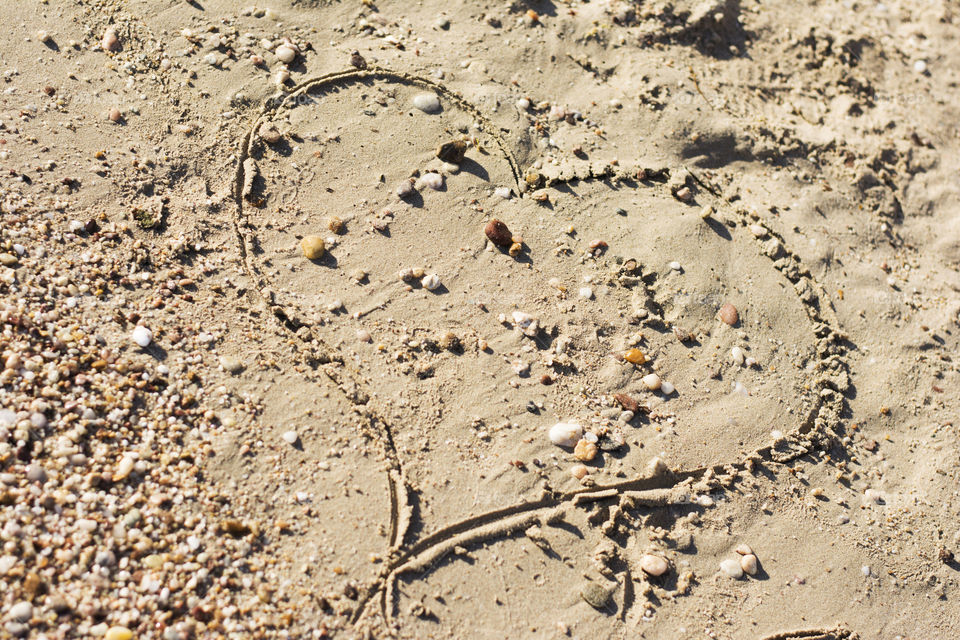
105, 626, 133, 640
300, 235, 325, 260
624, 348, 646, 364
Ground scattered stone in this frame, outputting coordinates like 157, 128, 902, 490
104, 626, 133, 640
511, 311, 539, 337
419, 172, 444, 190
574, 439, 598, 462
275, 44, 297, 63
219, 356, 244, 374
939, 548, 954, 564
485, 219, 513, 247
132, 325, 153, 347
731, 346, 745, 365
108, 108, 122, 123
642, 373, 661, 391
412, 93, 441, 113
578, 286, 594, 299
570, 464, 589, 480
640, 554, 669, 577
282, 430, 299, 445
25, 465, 46, 483
350, 50, 367, 69
580, 582, 612, 610
719, 303, 739, 326
301, 235, 325, 260
436, 139, 468, 164
421, 273, 441, 290
598, 428, 625, 451
102, 28, 120, 52
613, 393, 640, 413
549, 422, 582, 447
7, 602, 32, 623
396, 179, 416, 199
624, 348, 646, 365
720, 558, 744, 579
660, 381, 675, 395
740, 554, 759, 576
735, 544, 753, 556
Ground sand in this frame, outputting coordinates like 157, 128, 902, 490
1, 0, 959, 638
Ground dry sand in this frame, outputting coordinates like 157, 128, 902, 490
1, 0, 959, 638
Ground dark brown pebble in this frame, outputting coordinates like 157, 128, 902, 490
436, 139, 467, 164
719, 302, 739, 326
484, 219, 513, 247
613, 393, 639, 413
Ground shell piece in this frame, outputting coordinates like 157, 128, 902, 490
275, 44, 297, 63
640, 554, 669, 577
102, 28, 120, 52
570, 464, 589, 480
580, 582, 612, 610
301, 236, 325, 260
598, 428, 625, 451
719, 302, 739, 326
485, 219, 513, 247
511, 311, 539, 337
642, 373, 661, 391
421, 274, 441, 291
419, 172, 444, 191
735, 543, 753, 556
740, 554, 759, 576
731, 346, 745, 365
549, 422, 582, 447
113, 455, 135, 481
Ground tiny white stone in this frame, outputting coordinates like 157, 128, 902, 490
421, 274, 441, 290
731, 346, 745, 365
516, 98, 530, 110
282, 430, 299, 445
419, 172, 444, 190
659, 381, 675, 395
720, 558, 743, 579
749, 224, 768, 238
642, 373, 661, 391
668, 261, 681, 271
640, 554, 669, 576
745, 356, 757, 367
511, 311, 539, 337
583, 431, 598, 444
740, 554, 758, 576
511, 360, 530, 376
861, 565, 871, 577
8, 601, 32, 623
494, 186, 512, 199
578, 286, 594, 299
914, 59, 927, 73
549, 422, 582, 447
203, 53, 218, 66
412, 93, 441, 113
132, 326, 153, 347
275, 44, 297, 63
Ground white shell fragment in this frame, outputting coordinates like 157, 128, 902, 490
132, 326, 153, 347
731, 346, 745, 365
642, 373, 661, 391
549, 422, 582, 447
275, 44, 297, 63
740, 554, 759, 576
421, 274, 441, 290
720, 558, 744, 579
419, 172, 444, 190
412, 93, 441, 113
511, 311, 539, 337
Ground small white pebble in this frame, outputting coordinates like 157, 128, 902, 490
494, 186, 512, 199
516, 97, 530, 110
549, 422, 582, 447
281, 430, 299, 445
275, 44, 297, 63
412, 93, 441, 113
861, 565, 871, 577
642, 373, 661, 391
720, 558, 743, 579
419, 172, 444, 191
421, 273, 441, 290
660, 381, 675, 395
668, 261, 681, 271
731, 346, 745, 365
578, 286, 594, 299
131, 326, 153, 347
914, 59, 927, 73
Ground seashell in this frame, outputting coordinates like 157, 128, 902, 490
731, 346, 745, 365
436, 139, 468, 164
113, 455, 135, 481
301, 236, 325, 260
511, 311, 538, 337
421, 273, 441, 290
640, 554, 669, 577
735, 543, 753, 555
570, 464, 588, 480
549, 422, 582, 447
484, 219, 513, 247
740, 554, 758, 576
573, 439, 597, 462
642, 373, 661, 391
719, 302, 739, 326
274, 69, 290, 85
412, 93, 441, 113
102, 28, 120, 52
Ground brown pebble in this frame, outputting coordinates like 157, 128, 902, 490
349, 50, 367, 69
540, 374, 553, 385
613, 393, 639, 413
327, 216, 345, 234
940, 548, 955, 564
102, 28, 120, 52
484, 219, 513, 247
623, 348, 646, 364
719, 302, 739, 326
436, 139, 468, 164
108, 108, 122, 123
508, 242, 523, 257
301, 236, 325, 260
574, 439, 597, 462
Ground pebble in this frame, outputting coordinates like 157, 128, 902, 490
7, 602, 32, 623
516, 97, 530, 110
749, 224, 768, 238
570, 464, 588, 480
412, 93, 441, 113
720, 558, 744, 579
511, 311, 539, 337
275, 44, 297, 63
642, 373, 661, 391
108, 107, 123, 123
668, 261, 682, 271
25, 465, 47, 483
419, 172, 444, 190
104, 626, 134, 640
301, 235, 325, 260
659, 381, 675, 395
281, 430, 299, 445
719, 303, 739, 326
624, 348, 646, 365
735, 543, 753, 555
421, 273, 441, 290
578, 286, 594, 299
914, 59, 927, 73
549, 422, 582, 447
436, 139, 468, 164
102, 28, 120, 52
580, 583, 612, 609
356, 329, 372, 343
485, 219, 513, 247
740, 554, 758, 576
731, 346, 745, 365
396, 179, 415, 198
573, 439, 597, 462
219, 356, 244, 374
494, 186, 512, 199
132, 325, 153, 347
640, 554, 669, 577
614, 393, 640, 413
